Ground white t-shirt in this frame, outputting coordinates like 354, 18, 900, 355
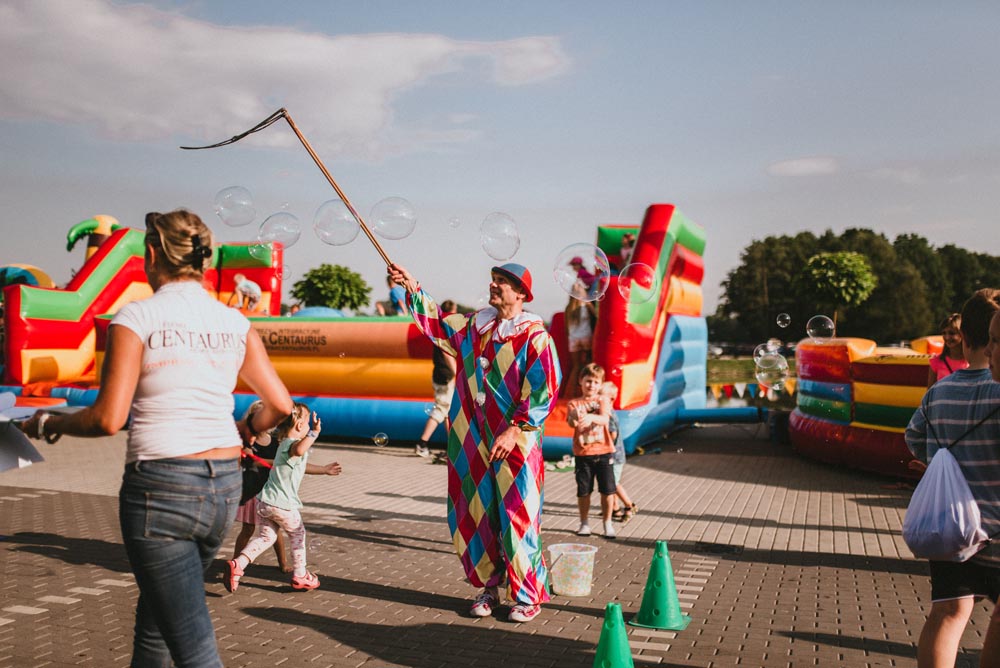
111, 281, 250, 462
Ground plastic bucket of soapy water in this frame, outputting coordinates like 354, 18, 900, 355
547, 543, 598, 597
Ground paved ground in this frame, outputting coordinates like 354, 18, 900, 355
0, 422, 995, 667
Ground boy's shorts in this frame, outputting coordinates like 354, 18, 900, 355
929, 559, 1000, 603
575, 454, 616, 497
612, 462, 624, 486
427, 380, 455, 423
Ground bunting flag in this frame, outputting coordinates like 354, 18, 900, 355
709, 384, 722, 399
783, 378, 798, 396
722, 384, 734, 398
733, 382, 747, 398
747, 383, 759, 397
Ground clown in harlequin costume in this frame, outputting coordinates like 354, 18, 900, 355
387, 262, 561, 624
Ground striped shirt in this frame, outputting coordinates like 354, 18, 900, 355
906, 368, 1000, 568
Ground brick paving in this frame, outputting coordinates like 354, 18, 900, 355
0, 423, 994, 667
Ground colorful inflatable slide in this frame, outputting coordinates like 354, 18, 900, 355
2, 205, 718, 457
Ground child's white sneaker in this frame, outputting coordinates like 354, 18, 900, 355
576, 522, 592, 536
603, 520, 617, 539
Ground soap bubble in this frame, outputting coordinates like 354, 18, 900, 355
371, 197, 416, 240
755, 352, 789, 389
214, 186, 256, 227
372, 432, 389, 447
553, 243, 611, 302
259, 212, 301, 250
478, 356, 490, 371
480, 212, 520, 261
314, 200, 360, 246
248, 242, 271, 262
618, 262, 659, 305
806, 315, 836, 342
776, 313, 791, 328
448, 216, 462, 229
275, 263, 290, 280
423, 404, 435, 417
752, 341, 780, 362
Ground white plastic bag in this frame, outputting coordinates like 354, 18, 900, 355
902, 448, 989, 562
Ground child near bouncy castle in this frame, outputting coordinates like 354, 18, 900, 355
602, 382, 638, 523
232, 401, 290, 573
227, 403, 340, 592
567, 363, 618, 539
927, 313, 968, 388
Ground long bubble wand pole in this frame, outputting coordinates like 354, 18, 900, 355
181, 108, 392, 267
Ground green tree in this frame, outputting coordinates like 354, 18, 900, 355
291, 264, 372, 311
793, 251, 877, 328
716, 231, 820, 342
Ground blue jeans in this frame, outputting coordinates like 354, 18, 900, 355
119, 458, 240, 668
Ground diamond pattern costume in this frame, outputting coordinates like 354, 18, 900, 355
408, 289, 562, 605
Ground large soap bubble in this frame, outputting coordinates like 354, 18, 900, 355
753, 340, 781, 362
480, 212, 520, 261
258, 212, 301, 249
806, 315, 836, 342
776, 312, 791, 328
755, 352, 789, 389
248, 241, 271, 262
371, 197, 416, 240
554, 243, 611, 302
313, 199, 360, 246
618, 262, 659, 305
214, 186, 256, 227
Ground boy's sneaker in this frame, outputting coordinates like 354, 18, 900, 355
603, 520, 617, 539
291, 571, 320, 591
415, 444, 430, 457
225, 559, 243, 593
470, 588, 499, 617
508, 603, 541, 623
576, 522, 592, 536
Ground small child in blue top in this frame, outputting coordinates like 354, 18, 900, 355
602, 382, 638, 523
227, 403, 339, 592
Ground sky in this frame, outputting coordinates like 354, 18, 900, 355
2, 0, 999, 320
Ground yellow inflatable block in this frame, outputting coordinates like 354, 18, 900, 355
853, 381, 925, 408
850, 421, 906, 435
20, 330, 96, 383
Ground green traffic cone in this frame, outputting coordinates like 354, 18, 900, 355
628, 540, 691, 630
593, 602, 634, 668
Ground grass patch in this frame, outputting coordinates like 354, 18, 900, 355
707, 357, 797, 384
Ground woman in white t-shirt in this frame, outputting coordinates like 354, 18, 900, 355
20, 209, 294, 668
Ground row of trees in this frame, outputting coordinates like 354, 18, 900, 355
708, 229, 1000, 344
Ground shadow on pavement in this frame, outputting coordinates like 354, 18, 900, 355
307, 523, 453, 555
239, 605, 690, 668
7, 531, 130, 573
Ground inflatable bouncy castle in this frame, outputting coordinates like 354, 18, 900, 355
2, 205, 715, 457
790, 336, 941, 479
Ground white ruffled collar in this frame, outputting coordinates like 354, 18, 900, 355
474, 307, 543, 342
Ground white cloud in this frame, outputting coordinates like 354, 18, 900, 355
868, 166, 923, 185
766, 156, 840, 177
0, 0, 570, 159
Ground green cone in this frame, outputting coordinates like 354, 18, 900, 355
628, 540, 691, 630
593, 602, 634, 668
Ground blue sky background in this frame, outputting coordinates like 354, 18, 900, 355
2, 1, 999, 324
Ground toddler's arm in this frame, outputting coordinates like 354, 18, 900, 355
306, 461, 342, 476
290, 412, 322, 457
